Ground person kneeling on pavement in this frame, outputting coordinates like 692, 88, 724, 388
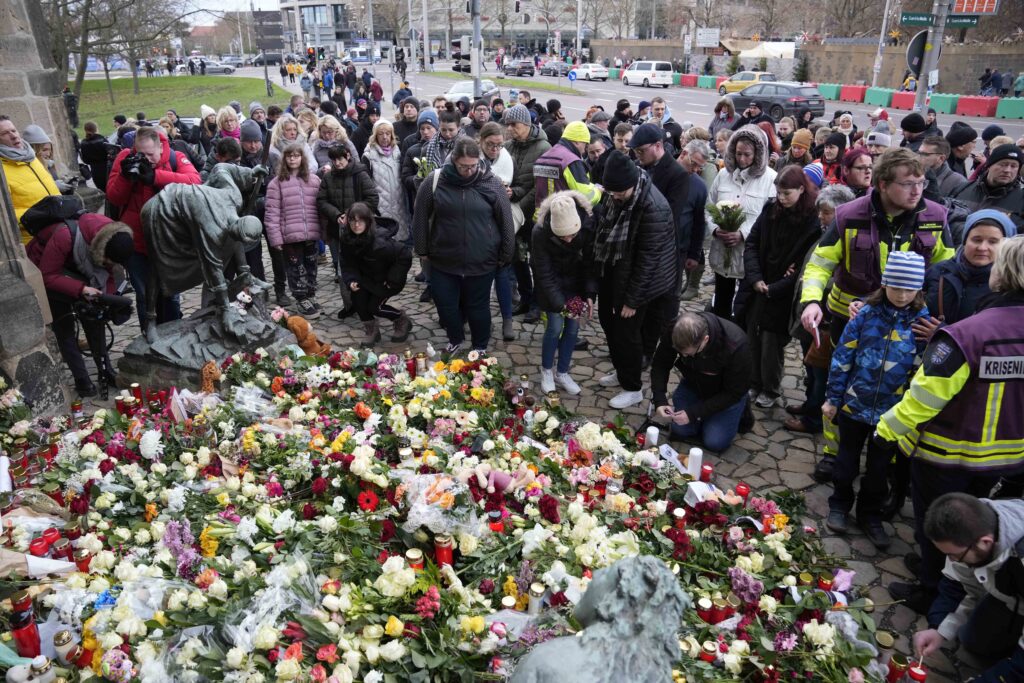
339, 203, 413, 347
26, 205, 134, 397
913, 493, 1024, 682
651, 311, 754, 452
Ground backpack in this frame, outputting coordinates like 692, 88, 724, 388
21, 195, 84, 237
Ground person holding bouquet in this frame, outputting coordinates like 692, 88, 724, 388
706, 126, 777, 321
531, 191, 596, 395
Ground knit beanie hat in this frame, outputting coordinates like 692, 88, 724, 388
986, 143, 1022, 168
616, 98, 631, 113
562, 121, 591, 144
803, 161, 825, 188
900, 113, 927, 134
870, 107, 889, 121
791, 128, 813, 150
865, 121, 892, 147
400, 96, 419, 111
546, 99, 562, 114
982, 124, 1005, 143
229, 100, 242, 114
881, 251, 925, 290
248, 101, 266, 118
21, 125, 51, 145
946, 122, 978, 148
548, 193, 582, 237
104, 231, 135, 266
825, 132, 847, 151
417, 109, 439, 130
964, 209, 1018, 240
240, 119, 263, 143
602, 150, 640, 192
638, 100, 652, 113
200, 104, 216, 119
503, 104, 532, 126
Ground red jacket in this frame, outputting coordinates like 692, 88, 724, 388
26, 213, 130, 299
105, 131, 201, 253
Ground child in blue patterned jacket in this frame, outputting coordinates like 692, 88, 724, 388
822, 251, 930, 549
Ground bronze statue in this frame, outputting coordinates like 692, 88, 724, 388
510, 555, 689, 683
140, 163, 269, 344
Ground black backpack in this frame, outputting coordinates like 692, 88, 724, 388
21, 195, 84, 237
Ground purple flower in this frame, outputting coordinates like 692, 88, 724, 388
774, 630, 798, 652
728, 566, 764, 603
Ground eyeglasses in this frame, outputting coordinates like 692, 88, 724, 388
455, 162, 479, 173
949, 539, 979, 563
851, 166, 873, 172
285, 152, 303, 158
482, 141, 503, 150
893, 180, 928, 190
917, 151, 941, 157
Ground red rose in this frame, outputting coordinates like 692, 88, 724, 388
379, 519, 396, 543
70, 495, 89, 515
98, 459, 116, 475
311, 477, 328, 496
538, 495, 561, 524
302, 503, 318, 520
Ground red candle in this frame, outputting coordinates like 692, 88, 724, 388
406, 356, 417, 378
907, 665, 927, 682
405, 548, 424, 570
42, 527, 61, 546
699, 641, 717, 663
434, 535, 454, 566
700, 464, 713, 482
130, 383, 143, 402
115, 396, 126, 415
672, 507, 686, 529
51, 538, 72, 561
710, 598, 727, 623
29, 538, 49, 557
696, 597, 713, 622
735, 482, 751, 501
74, 549, 91, 573
489, 519, 504, 533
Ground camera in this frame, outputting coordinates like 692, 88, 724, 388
121, 152, 151, 181
75, 293, 133, 326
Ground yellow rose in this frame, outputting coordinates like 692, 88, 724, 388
384, 616, 405, 638
460, 615, 485, 634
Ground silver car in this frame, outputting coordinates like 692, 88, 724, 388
443, 79, 500, 103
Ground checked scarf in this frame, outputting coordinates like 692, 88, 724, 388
593, 171, 649, 266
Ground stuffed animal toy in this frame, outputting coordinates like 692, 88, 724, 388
200, 360, 221, 393
457, 462, 536, 493
286, 315, 332, 357
231, 290, 253, 316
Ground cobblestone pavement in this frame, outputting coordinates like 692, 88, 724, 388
68, 252, 983, 681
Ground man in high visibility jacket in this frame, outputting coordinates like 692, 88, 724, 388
533, 120, 602, 218
799, 148, 954, 481
876, 235, 1024, 614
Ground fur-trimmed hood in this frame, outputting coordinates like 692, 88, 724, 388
535, 189, 593, 227
89, 219, 132, 267
724, 125, 769, 177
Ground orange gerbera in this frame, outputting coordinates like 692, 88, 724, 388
284, 641, 304, 661
354, 402, 372, 420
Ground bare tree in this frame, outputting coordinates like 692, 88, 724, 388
828, 0, 884, 36
686, 0, 720, 28
582, 0, 610, 39
373, 0, 410, 44
750, 0, 784, 37
607, 0, 638, 38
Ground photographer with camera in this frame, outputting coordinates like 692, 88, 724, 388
25, 204, 134, 398
106, 126, 200, 328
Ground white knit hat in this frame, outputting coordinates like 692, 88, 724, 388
200, 104, 216, 119
549, 194, 581, 237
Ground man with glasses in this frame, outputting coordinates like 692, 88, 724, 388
462, 99, 492, 139
911, 493, 1024, 681
918, 136, 968, 199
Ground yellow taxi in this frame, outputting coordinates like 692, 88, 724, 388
718, 71, 777, 94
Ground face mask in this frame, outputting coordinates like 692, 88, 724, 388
719, 111, 727, 120
206, 121, 217, 132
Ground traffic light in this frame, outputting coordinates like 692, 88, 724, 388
318, 46, 326, 60
515, 0, 520, 11
307, 47, 315, 63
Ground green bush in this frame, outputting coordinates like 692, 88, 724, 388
793, 53, 811, 82
758, 57, 768, 72
727, 54, 740, 75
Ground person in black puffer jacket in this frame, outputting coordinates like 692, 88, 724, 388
317, 145, 379, 318
340, 202, 413, 346
593, 150, 677, 410
412, 137, 514, 353
531, 191, 598, 396
652, 311, 754, 451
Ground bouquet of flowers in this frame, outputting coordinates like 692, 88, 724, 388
707, 200, 746, 270
561, 296, 591, 321
413, 156, 435, 179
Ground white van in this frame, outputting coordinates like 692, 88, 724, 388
621, 60, 673, 88
347, 47, 381, 64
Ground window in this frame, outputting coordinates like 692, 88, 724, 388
797, 87, 820, 97
637, 62, 651, 70
332, 4, 348, 26
758, 85, 777, 95
739, 73, 754, 81
301, 5, 329, 27
761, 73, 777, 81
743, 84, 763, 95
655, 62, 672, 71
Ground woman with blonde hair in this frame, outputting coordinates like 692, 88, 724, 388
296, 109, 319, 138
216, 105, 241, 142
361, 120, 410, 241
158, 116, 205, 168
267, 113, 317, 174
309, 114, 359, 174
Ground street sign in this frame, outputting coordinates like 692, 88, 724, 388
901, 11, 934, 25
953, 0, 999, 13
567, 69, 576, 81
554, 30, 561, 46
929, 69, 940, 87
683, 34, 692, 54
947, 14, 980, 25
696, 28, 720, 48
906, 29, 941, 78
498, 47, 505, 55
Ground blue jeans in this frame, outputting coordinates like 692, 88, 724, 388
494, 265, 515, 318
431, 268, 495, 349
670, 382, 746, 452
127, 251, 181, 330
541, 312, 579, 374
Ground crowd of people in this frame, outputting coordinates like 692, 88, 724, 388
4, 71, 1024, 679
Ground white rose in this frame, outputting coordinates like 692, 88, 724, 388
379, 640, 407, 662
318, 516, 339, 534
91, 550, 117, 572
117, 615, 148, 639
187, 591, 208, 609
114, 527, 132, 542
166, 589, 189, 611
208, 579, 228, 600
151, 462, 168, 475
135, 529, 152, 545
180, 452, 195, 466
364, 643, 380, 664
225, 647, 246, 670
322, 594, 341, 612
253, 624, 279, 650
758, 595, 778, 615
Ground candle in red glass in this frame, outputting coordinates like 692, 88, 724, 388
41, 527, 61, 546
735, 482, 751, 501
700, 464, 713, 482
114, 396, 126, 415
74, 549, 91, 573
64, 520, 81, 541
699, 642, 717, 663
672, 507, 686, 529
886, 655, 909, 683
434, 534, 454, 566
51, 538, 71, 561
406, 356, 417, 378
29, 538, 49, 557
405, 548, 424, 570
158, 390, 168, 405
10, 591, 40, 658
696, 597, 713, 622
907, 664, 927, 682
131, 383, 143, 401
710, 598, 727, 623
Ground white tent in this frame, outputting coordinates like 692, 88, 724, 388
738, 42, 795, 59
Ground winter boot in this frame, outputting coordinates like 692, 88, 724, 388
681, 268, 702, 301
361, 320, 381, 348
391, 314, 412, 343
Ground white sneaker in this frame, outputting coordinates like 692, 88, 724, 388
598, 373, 620, 387
755, 393, 779, 409
609, 390, 644, 409
555, 372, 581, 395
539, 368, 556, 394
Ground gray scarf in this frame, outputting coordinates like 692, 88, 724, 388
594, 171, 649, 266
0, 142, 35, 164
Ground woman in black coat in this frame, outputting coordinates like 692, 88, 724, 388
339, 203, 413, 347
741, 164, 822, 408
531, 191, 597, 396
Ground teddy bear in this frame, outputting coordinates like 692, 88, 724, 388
456, 462, 536, 493
231, 290, 253, 316
286, 315, 332, 357
200, 360, 222, 394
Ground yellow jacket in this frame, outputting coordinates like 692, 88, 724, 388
2, 155, 59, 244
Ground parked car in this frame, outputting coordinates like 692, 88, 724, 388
539, 61, 572, 77
574, 63, 609, 81
502, 60, 535, 77
726, 81, 826, 121
252, 53, 284, 66
621, 60, 673, 88
220, 55, 245, 67
719, 71, 777, 94
443, 79, 501, 103
176, 60, 235, 74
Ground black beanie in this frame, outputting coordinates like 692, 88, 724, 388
602, 150, 640, 192
900, 112, 927, 134
946, 122, 978, 148
546, 99, 561, 114
105, 231, 135, 266
826, 132, 847, 151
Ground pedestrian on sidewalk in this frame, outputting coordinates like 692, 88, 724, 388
822, 251, 930, 549
265, 142, 323, 319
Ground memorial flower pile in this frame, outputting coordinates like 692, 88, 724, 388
0, 349, 884, 682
